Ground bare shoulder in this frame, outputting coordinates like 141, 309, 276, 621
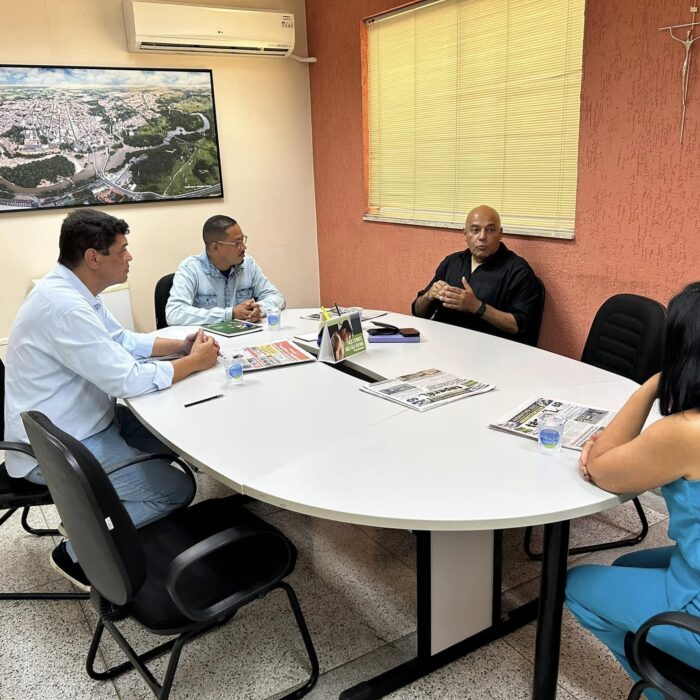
662, 409, 700, 433
655, 410, 700, 478
646, 410, 700, 440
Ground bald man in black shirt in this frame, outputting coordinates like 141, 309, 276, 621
412, 205, 543, 345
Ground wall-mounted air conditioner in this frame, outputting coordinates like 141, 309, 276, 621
123, 0, 295, 57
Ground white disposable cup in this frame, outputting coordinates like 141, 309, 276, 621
345, 306, 363, 321
267, 308, 282, 329
223, 357, 243, 385
537, 414, 564, 454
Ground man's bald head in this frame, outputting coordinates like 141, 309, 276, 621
464, 205, 503, 263
467, 205, 501, 229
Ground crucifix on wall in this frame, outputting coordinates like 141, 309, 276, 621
659, 6, 700, 143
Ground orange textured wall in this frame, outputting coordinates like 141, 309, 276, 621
305, 0, 700, 358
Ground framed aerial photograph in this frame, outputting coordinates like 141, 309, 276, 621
0, 65, 223, 213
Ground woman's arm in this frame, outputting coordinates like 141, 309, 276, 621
583, 374, 700, 492
588, 374, 660, 458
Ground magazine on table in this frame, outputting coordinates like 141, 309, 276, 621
202, 319, 262, 338
360, 368, 495, 412
229, 340, 315, 371
490, 398, 617, 450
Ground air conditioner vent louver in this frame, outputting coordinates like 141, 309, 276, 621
123, 0, 295, 57
138, 41, 289, 54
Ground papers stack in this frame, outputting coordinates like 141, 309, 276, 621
490, 398, 616, 450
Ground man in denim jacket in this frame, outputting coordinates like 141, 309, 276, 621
166, 215, 285, 325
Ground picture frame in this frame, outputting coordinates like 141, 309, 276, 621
0, 64, 224, 213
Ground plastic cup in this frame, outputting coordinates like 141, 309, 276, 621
267, 308, 282, 330
345, 306, 363, 321
223, 356, 243, 385
537, 413, 564, 454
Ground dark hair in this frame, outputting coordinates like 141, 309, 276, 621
58, 209, 129, 269
658, 282, 700, 415
203, 215, 237, 246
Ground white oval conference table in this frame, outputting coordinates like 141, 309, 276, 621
128, 309, 640, 700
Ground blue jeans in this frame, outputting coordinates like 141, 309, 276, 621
26, 406, 194, 559
566, 547, 700, 700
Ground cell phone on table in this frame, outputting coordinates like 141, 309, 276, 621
368, 322, 420, 338
367, 327, 397, 336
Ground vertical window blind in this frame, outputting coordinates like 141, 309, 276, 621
365, 0, 584, 239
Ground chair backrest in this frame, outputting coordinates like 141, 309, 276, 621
526, 276, 546, 347
21, 411, 147, 605
0, 358, 5, 441
154, 273, 175, 330
581, 294, 666, 384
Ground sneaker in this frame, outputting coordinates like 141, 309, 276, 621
50, 542, 91, 592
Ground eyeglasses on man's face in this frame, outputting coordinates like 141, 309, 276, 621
216, 235, 248, 249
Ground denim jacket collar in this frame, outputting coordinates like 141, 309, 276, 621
198, 250, 242, 281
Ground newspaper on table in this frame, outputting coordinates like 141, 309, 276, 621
232, 340, 315, 372
360, 368, 494, 412
490, 398, 617, 450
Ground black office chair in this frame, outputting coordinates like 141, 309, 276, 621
21, 410, 319, 700
154, 273, 175, 330
624, 611, 700, 699
524, 293, 666, 560
526, 275, 546, 347
580, 294, 667, 382
0, 358, 87, 601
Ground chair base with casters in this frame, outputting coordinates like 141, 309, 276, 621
0, 459, 88, 601
624, 611, 700, 700
523, 496, 649, 561
21, 411, 319, 700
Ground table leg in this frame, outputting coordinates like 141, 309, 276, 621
340, 529, 538, 699
533, 520, 571, 699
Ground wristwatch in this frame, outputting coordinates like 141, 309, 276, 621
475, 301, 487, 317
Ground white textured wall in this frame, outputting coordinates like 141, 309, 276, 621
0, 0, 319, 339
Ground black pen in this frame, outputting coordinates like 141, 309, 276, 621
184, 394, 223, 408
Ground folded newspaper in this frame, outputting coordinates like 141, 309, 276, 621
490, 398, 617, 450
361, 368, 494, 412
231, 340, 315, 372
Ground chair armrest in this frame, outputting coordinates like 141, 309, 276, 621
634, 612, 700, 643
628, 611, 700, 700
0, 440, 35, 458
107, 454, 196, 504
165, 526, 292, 622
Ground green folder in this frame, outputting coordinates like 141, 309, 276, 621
201, 320, 263, 338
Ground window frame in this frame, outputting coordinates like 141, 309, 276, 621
361, 0, 584, 241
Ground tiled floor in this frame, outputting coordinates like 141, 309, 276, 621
0, 473, 671, 700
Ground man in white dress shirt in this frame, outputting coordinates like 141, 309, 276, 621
4, 208, 219, 589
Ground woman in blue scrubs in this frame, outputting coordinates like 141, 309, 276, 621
566, 282, 700, 698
